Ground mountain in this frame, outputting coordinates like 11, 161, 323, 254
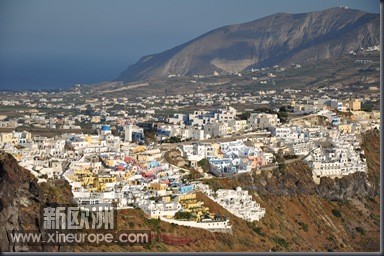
117, 7, 379, 83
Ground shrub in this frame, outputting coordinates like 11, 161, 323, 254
145, 218, 161, 229
252, 226, 265, 236
197, 158, 210, 172
169, 136, 181, 143
355, 226, 365, 234
298, 221, 308, 232
174, 211, 194, 220
272, 236, 289, 249
283, 154, 298, 160
278, 163, 287, 173
331, 209, 342, 218
222, 238, 234, 246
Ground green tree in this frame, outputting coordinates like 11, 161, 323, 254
331, 209, 342, 218
197, 158, 210, 172
174, 211, 194, 220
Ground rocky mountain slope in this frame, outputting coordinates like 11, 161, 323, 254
117, 7, 379, 82
0, 152, 74, 252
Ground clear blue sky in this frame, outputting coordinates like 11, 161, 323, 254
0, 0, 379, 90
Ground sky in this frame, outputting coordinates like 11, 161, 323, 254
0, 0, 380, 90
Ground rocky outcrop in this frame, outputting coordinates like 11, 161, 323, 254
238, 162, 317, 196
316, 172, 375, 200
0, 152, 74, 252
236, 141, 378, 201
117, 7, 379, 82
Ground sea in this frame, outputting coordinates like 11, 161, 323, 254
0, 59, 128, 91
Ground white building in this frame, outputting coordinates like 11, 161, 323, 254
228, 119, 247, 133
179, 143, 214, 161
216, 106, 237, 122
307, 134, 367, 182
138, 199, 182, 219
183, 127, 205, 140
167, 113, 189, 125
213, 187, 266, 222
248, 113, 280, 130
159, 217, 232, 233
204, 122, 228, 138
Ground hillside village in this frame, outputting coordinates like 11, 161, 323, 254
0, 90, 379, 232
0, 44, 379, 234
0, 3, 381, 252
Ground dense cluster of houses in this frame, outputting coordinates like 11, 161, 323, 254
0, 100, 378, 182
307, 133, 368, 183
209, 140, 267, 176
0, 100, 379, 232
0, 125, 234, 232
62, 146, 233, 232
0, 78, 378, 133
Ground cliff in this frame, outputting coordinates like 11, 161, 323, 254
0, 152, 74, 252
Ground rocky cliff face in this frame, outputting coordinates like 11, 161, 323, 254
0, 152, 74, 252
117, 7, 379, 82
316, 172, 375, 200
234, 162, 376, 201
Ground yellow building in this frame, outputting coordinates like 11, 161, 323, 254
81, 176, 117, 192
132, 145, 146, 154
179, 193, 196, 201
121, 169, 134, 180
178, 193, 210, 220
81, 176, 96, 186
211, 143, 222, 157
70, 169, 93, 182
349, 99, 361, 111
163, 196, 172, 203
105, 159, 115, 166
97, 176, 117, 184
0, 133, 13, 143
91, 116, 101, 123
338, 124, 353, 134
70, 168, 116, 192
150, 182, 167, 191
136, 149, 162, 164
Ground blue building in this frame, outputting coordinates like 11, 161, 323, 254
157, 128, 171, 137
208, 157, 237, 177
148, 160, 160, 169
100, 124, 111, 135
132, 131, 145, 144
331, 115, 341, 125
178, 184, 194, 194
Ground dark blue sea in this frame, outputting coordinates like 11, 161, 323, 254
0, 58, 129, 91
